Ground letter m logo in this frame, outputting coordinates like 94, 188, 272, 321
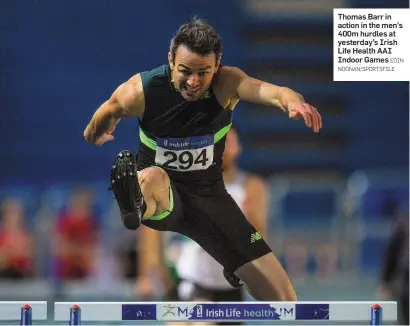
177, 307, 189, 317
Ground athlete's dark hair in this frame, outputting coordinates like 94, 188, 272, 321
170, 17, 223, 63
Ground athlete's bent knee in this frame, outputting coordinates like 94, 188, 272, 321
139, 167, 169, 187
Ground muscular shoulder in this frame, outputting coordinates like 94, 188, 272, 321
114, 74, 145, 117
213, 66, 247, 100
139, 64, 169, 88
115, 65, 169, 118
214, 66, 245, 86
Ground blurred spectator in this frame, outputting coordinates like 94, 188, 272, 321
379, 212, 409, 325
283, 239, 309, 278
51, 187, 99, 280
115, 231, 140, 280
315, 243, 339, 279
381, 190, 400, 221
0, 198, 34, 279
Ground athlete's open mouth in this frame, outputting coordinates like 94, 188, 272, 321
183, 84, 200, 94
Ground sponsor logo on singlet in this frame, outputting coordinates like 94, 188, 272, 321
155, 135, 214, 172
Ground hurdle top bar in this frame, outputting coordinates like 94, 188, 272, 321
54, 301, 397, 322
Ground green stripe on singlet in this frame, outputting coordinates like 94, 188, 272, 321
214, 122, 232, 143
139, 128, 157, 150
139, 122, 232, 149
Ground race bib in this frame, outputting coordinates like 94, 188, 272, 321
155, 135, 214, 172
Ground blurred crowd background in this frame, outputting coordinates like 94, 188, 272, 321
0, 0, 408, 323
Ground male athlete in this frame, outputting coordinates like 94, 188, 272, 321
137, 126, 268, 306
84, 18, 322, 301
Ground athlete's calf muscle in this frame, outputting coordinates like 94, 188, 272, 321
235, 252, 297, 301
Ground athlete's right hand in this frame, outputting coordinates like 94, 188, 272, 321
92, 132, 115, 146
84, 125, 116, 146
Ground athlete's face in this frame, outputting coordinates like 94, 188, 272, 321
223, 128, 241, 168
168, 45, 220, 101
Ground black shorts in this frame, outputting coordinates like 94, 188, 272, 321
142, 178, 272, 274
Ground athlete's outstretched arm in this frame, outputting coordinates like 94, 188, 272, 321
84, 74, 144, 146
219, 67, 322, 133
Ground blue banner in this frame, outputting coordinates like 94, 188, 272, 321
157, 303, 296, 321
122, 304, 157, 321
295, 304, 330, 320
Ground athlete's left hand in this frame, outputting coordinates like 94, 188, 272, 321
287, 101, 322, 133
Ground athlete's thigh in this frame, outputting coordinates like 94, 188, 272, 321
178, 190, 271, 274
211, 194, 272, 271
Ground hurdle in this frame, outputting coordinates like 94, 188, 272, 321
0, 302, 47, 324
54, 301, 398, 324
